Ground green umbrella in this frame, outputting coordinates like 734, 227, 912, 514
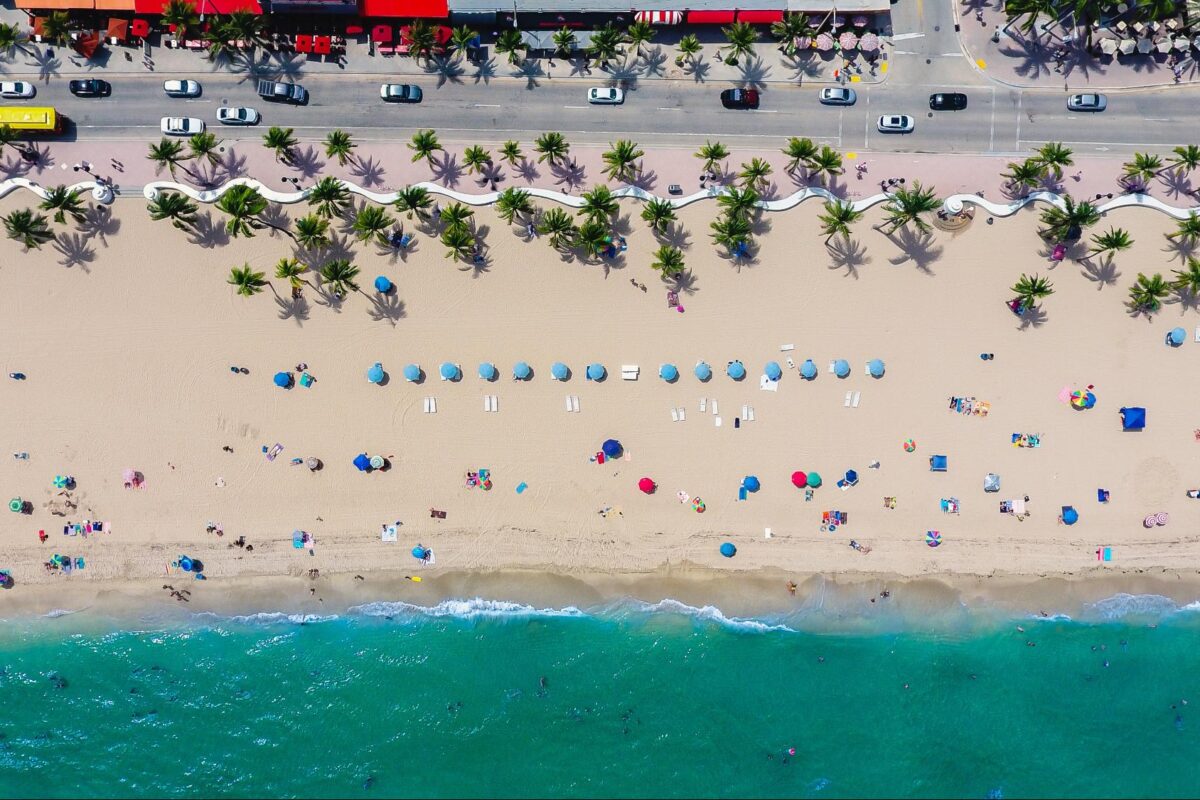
53, 475, 68, 489
9, 497, 23, 513
806, 472, 822, 488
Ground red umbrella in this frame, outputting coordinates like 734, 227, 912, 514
638, 477, 656, 494
791, 471, 808, 488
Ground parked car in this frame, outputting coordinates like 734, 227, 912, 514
68, 78, 110, 97
1067, 93, 1107, 112
877, 114, 915, 133
163, 79, 202, 98
257, 80, 308, 104
161, 117, 205, 136
929, 92, 967, 111
0, 81, 35, 99
380, 83, 423, 103
818, 87, 856, 106
587, 87, 624, 105
216, 106, 261, 125
720, 88, 759, 109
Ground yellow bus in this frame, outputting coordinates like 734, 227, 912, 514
0, 106, 62, 135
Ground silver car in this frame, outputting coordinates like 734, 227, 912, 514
1067, 93, 1107, 112
217, 106, 261, 125
163, 79, 202, 98
818, 87, 856, 106
877, 114, 915, 133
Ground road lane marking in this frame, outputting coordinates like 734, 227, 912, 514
893, 32, 926, 41
563, 105, 587, 109
472, 103, 501, 108
989, 87, 996, 152
655, 107, 682, 111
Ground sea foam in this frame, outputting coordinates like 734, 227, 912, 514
349, 597, 587, 620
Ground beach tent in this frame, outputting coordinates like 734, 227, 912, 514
727, 361, 747, 380
602, 439, 623, 458
353, 453, 371, 471
930, 455, 948, 472
743, 475, 761, 492
1120, 406, 1146, 431
800, 359, 818, 380
439, 362, 460, 381
660, 364, 679, 382
791, 471, 808, 488
367, 362, 385, 384
720, 542, 737, 558
694, 361, 713, 381
1061, 506, 1079, 525
374, 275, 393, 293
765, 361, 782, 381
551, 362, 570, 381
273, 371, 292, 388
478, 362, 497, 380
844, 470, 858, 485
807, 471, 822, 488
1168, 327, 1186, 346
638, 477, 656, 494
586, 363, 606, 381
513, 361, 532, 380
833, 359, 851, 378
984, 473, 1000, 492
403, 364, 421, 382
868, 359, 885, 378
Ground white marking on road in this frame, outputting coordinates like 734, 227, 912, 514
1014, 92, 1023, 151
1021, 139, 1178, 148
562, 105, 587, 109
863, 90, 870, 150
892, 32, 926, 41
655, 107, 681, 111
472, 103, 501, 108
988, 87, 996, 152
1143, 118, 1170, 121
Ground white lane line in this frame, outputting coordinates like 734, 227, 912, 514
893, 32, 926, 41
1020, 138, 1179, 148
863, 89, 870, 150
1014, 91, 1022, 151
655, 107, 682, 111
1143, 117, 1170, 121
988, 86, 996, 152
472, 103, 501, 108
562, 105, 587, 109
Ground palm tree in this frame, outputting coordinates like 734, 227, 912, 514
228, 264, 267, 298
720, 21, 758, 65
783, 136, 819, 175
1122, 152, 1163, 189
294, 214, 330, 250
3, 208, 54, 249
147, 191, 199, 232
771, 13, 814, 57
534, 132, 570, 165
1127, 272, 1170, 315
450, 25, 478, 61
1171, 257, 1200, 295
161, 0, 199, 41
324, 129, 357, 167
40, 12, 71, 48
408, 129, 443, 165
1167, 144, 1200, 176
818, 200, 863, 244
262, 126, 297, 163
650, 244, 685, 279
441, 226, 475, 261
394, 185, 433, 221
188, 131, 221, 166
1011, 273, 1054, 309
675, 34, 702, 66
494, 28, 526, 66
739, 157, 772, 190
405, 20, 437, 63
274, 257, 309, 292
0, 124, 32, 159
1167, 211, 1200, 245
718, 187, 760, 221
640, 197, 676, 234
695, 140, 729, 175
462, 145, 492, 176
574, 220, 611, 258
1034, 141, 1073, 180
537, 207, 577, 249
440, 201, 474, 234
808, 146, 844, 183
1089, 226, 1134, 257
602, 139, 644, 183
351, 205, 395, 244
879, 181, 941, 236
579, 185, 619, 225
625, 20, 655, 59
551, 27, 577, 60
0, 22, 30, 60
495, 187, 534, 225
307, 176, 350, 219
1005, 0, 1056, 35
220, 10, 268, 50
587, 24, 624, 67
39, 185, 86, 225
147, 138, 198, 180
710, 213, 752, 255
1002, 159, 1045, 191
1037, 195, 1100, 242
319, 259, 360, 297
500, 140, 524, 166
216, 185, 269, 239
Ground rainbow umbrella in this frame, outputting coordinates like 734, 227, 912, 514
926, 530, 941, 547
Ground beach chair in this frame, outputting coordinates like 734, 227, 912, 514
747, 407, 755, 422
786, 357, 796, 369
671, 408, 680, 422
844, 391, 852, 407
984, 473, 1001, 492
621, 365, 640, 381
678, 407, 686, 421
571, 396, 580, 413
851, 392, 861, 408
929, 455, 948, 472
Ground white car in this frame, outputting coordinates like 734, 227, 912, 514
161, 117, 205, 136
217, 106, 260, 125
1066, 93, 1107, 112
163, 79, 202, 98
877, 114, 915, 133
587, 87, 624, 105
0, 81, 35, 99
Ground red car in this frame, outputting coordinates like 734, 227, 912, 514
720, 88, 759, 109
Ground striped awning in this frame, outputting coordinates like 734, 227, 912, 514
634, 10, 682, 24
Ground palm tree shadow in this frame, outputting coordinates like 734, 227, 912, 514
673, 268, 699, 296
259, 204, 292, 239
374, 231, 418, 264
630, 168, 657, 191
23, 47, 60, 83
430, 152, 464, 188
887, 227, 943, 274
1017, 304, 1048, 330
1168, 289, 1200, 313
512, 59, 544, 90
550, 160, 586, 190
827, 236, 869, 278
366, 292, 407, 325
311, 283, 346, 313
0, 152, 33, 178
604, 62, 640, 86
640, 46, 668, 78
216, 147, 248, 181
737, 56, 771, 89
683, 56, 710, 83
472, 56, 497, 84
475, 162, 504, 190
276, 293, 311, 325
78, 204, 119, 245
53, 232, 95, 271
515, 158, 540, 183
660, 223, 692, 250
350, 155, 386, 188
266, 53, 306, 82
998, 33, 1054, 82
565, 56, 592, 77
1157, 168, 1196, 201
1079, 255, 1121, 290
424, 54, 464, 87
1162, 237, 1196, 264
288, 146, 325, 180
784, 54, 823, 83
188, 212, 231, 248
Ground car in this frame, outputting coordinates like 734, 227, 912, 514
929, 92, 967, 111
587, 87, 624, 105
877, 114, 915, 133
0, 81, 35, 99
160, 117, 205, 136
818, 87, 856, 106
163, 79, 202, 98
257, 80, 308, 104
720, 88, 759, 110
1067, 93, 1107, 112
68, 78, 110, 97
380, 83, 423, 103
216, 106, 261, 125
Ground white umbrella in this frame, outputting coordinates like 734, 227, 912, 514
1193, 34, 1200, 50
858, 33, 880, 52
1174, 36, 1191, 50
1137, 37, 1153, 53
1119, 38, 1136, 54
839, 31, 859, 50
1156, 37, 1172, 53
815, 33, 834, 51
793, 36, 811, 51
1099, 38, 1118, 55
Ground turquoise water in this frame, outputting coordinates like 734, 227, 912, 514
1, 595, 1199, 798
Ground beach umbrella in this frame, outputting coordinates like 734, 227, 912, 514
1099, 37, 1118, 55
858, 32, 880, 52
586, 363, 606, 381
439, 362, 460, 381
551, 362, 570, 381
1061, 506, 1079, 525
833, 359, 850, 378
411, 545, 427, 559
0, 570, 11, 588
369, 455, 385, 470
1174, 36, 1190, 50
403, 364, 421, 382
867, 359, 885, 378
845, 469, 858, 484
727, 361, 747, 380
1118, 38, 1136, 54
602, 439, 622, 458
765, 361, 782, 381
743, 475, 761, 492
1156, 37, 1172, 53
791, 471, 808, 488
273, 371, 292, 388
839, 31, 858, 50
305, 457, 320, 471
852, 14, 868, 26
122, 468, 139, 484
478, 362, 497, 380
8, 498, 22, 513
180, 556, 194, 571
1137, 37, 1152, 53
719, 542, 737, 558
659, 363, 679, 382
513, 361, 532, 380
903, 439, 916, 452
694, 361, 712, 381
638, 477, 657, 494
1120, 406, 1146, 431
925, 531, 941, 547
1168, 327, 1186, 346
816, 32, 834, 50
367, 362, 385, 384
53, 475, 68, 489
807, 471, 823, 488
800, 359, 818, 380
373, 275, 393, 293
353, 453, 371, 472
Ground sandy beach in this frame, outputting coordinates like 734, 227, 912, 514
3, 185, 1200, 614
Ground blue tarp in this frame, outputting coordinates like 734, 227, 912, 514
1120, 406, 1145, 431
353, 453, 371, 471
930, 455, 948, 472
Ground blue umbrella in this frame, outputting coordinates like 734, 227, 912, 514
513, 361, 531, 380
800, 359, 818, 380
403, 364, 421, 382
727, 361, 746, 380
765, 361, 782, 381
586, 363, 606, 381
743, 475, 761, 492
833, 359, 850, 378
551, 362, 569, 381
478, 362, 497, 380
602, 439, 622, 458
694, 361, 712, 381
179, 556, 193, 572
1062, 506, 1079, 525
868, 359, 885, 378
367, 362, 384, 384
411, 545, 427, 559
720, 542, 737, 558
374, 275, 393, 293
1168, 327, 1186, 346
845, 469, 858, 484
353, 453, 371, 472
660, 363, 679, 382
273, 371, 291, 388
439, 362, 459, 381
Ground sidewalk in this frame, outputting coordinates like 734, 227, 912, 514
955, 0, 1200, 90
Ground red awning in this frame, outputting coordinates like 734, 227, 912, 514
686, 10, 735, 24
133, 0, 260, 14
737, 10, 783, 23
360, 0, 447, 18
370, 24, 392, 42
634, 10, 682, 25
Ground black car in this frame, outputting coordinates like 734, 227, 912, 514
68, 79, 111, 97
929, 92, 967, 111
720, 88, 760, 110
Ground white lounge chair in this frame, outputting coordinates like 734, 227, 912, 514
671, 408, 680, 422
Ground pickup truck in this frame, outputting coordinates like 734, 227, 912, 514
256, 80, 308, 105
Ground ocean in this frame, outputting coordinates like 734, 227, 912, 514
1, 593, 1199, 798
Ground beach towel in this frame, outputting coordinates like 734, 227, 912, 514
381, 525, 398, 542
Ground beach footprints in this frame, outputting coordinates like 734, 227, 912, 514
215, 416, 259, 441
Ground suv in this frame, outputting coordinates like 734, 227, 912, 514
587, 87, 624, 105
257, 80, 308, 105
929, 92, 967, 111
720, 88, 759, 109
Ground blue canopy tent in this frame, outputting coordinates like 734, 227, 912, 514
1168, 327, 1186, 346
765, 361, 782, 381
1120, 406, 1146, 431
660, 364, 679, 382
868, 359, 885, 378
1061, 506, 1079, 525
273, 371, 292, 388
727, 361, 747, 380
367, 363, 385, 384
929, 455, 948, 472
478, 362, 497, 381
833, 359, 851, 378
353, 453, 371, 472
602, 439, 622, 458
800, 359, 818, 380
719, 542, 737, 558
374, 275, 393, 293
513, 361, 532, 380
694, 361, 712, 381
844, 469, 859, 485
403, 364, 421, 382
586, 363, 606, 381
551, 362, 570, 381
743, 475, 761, 492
